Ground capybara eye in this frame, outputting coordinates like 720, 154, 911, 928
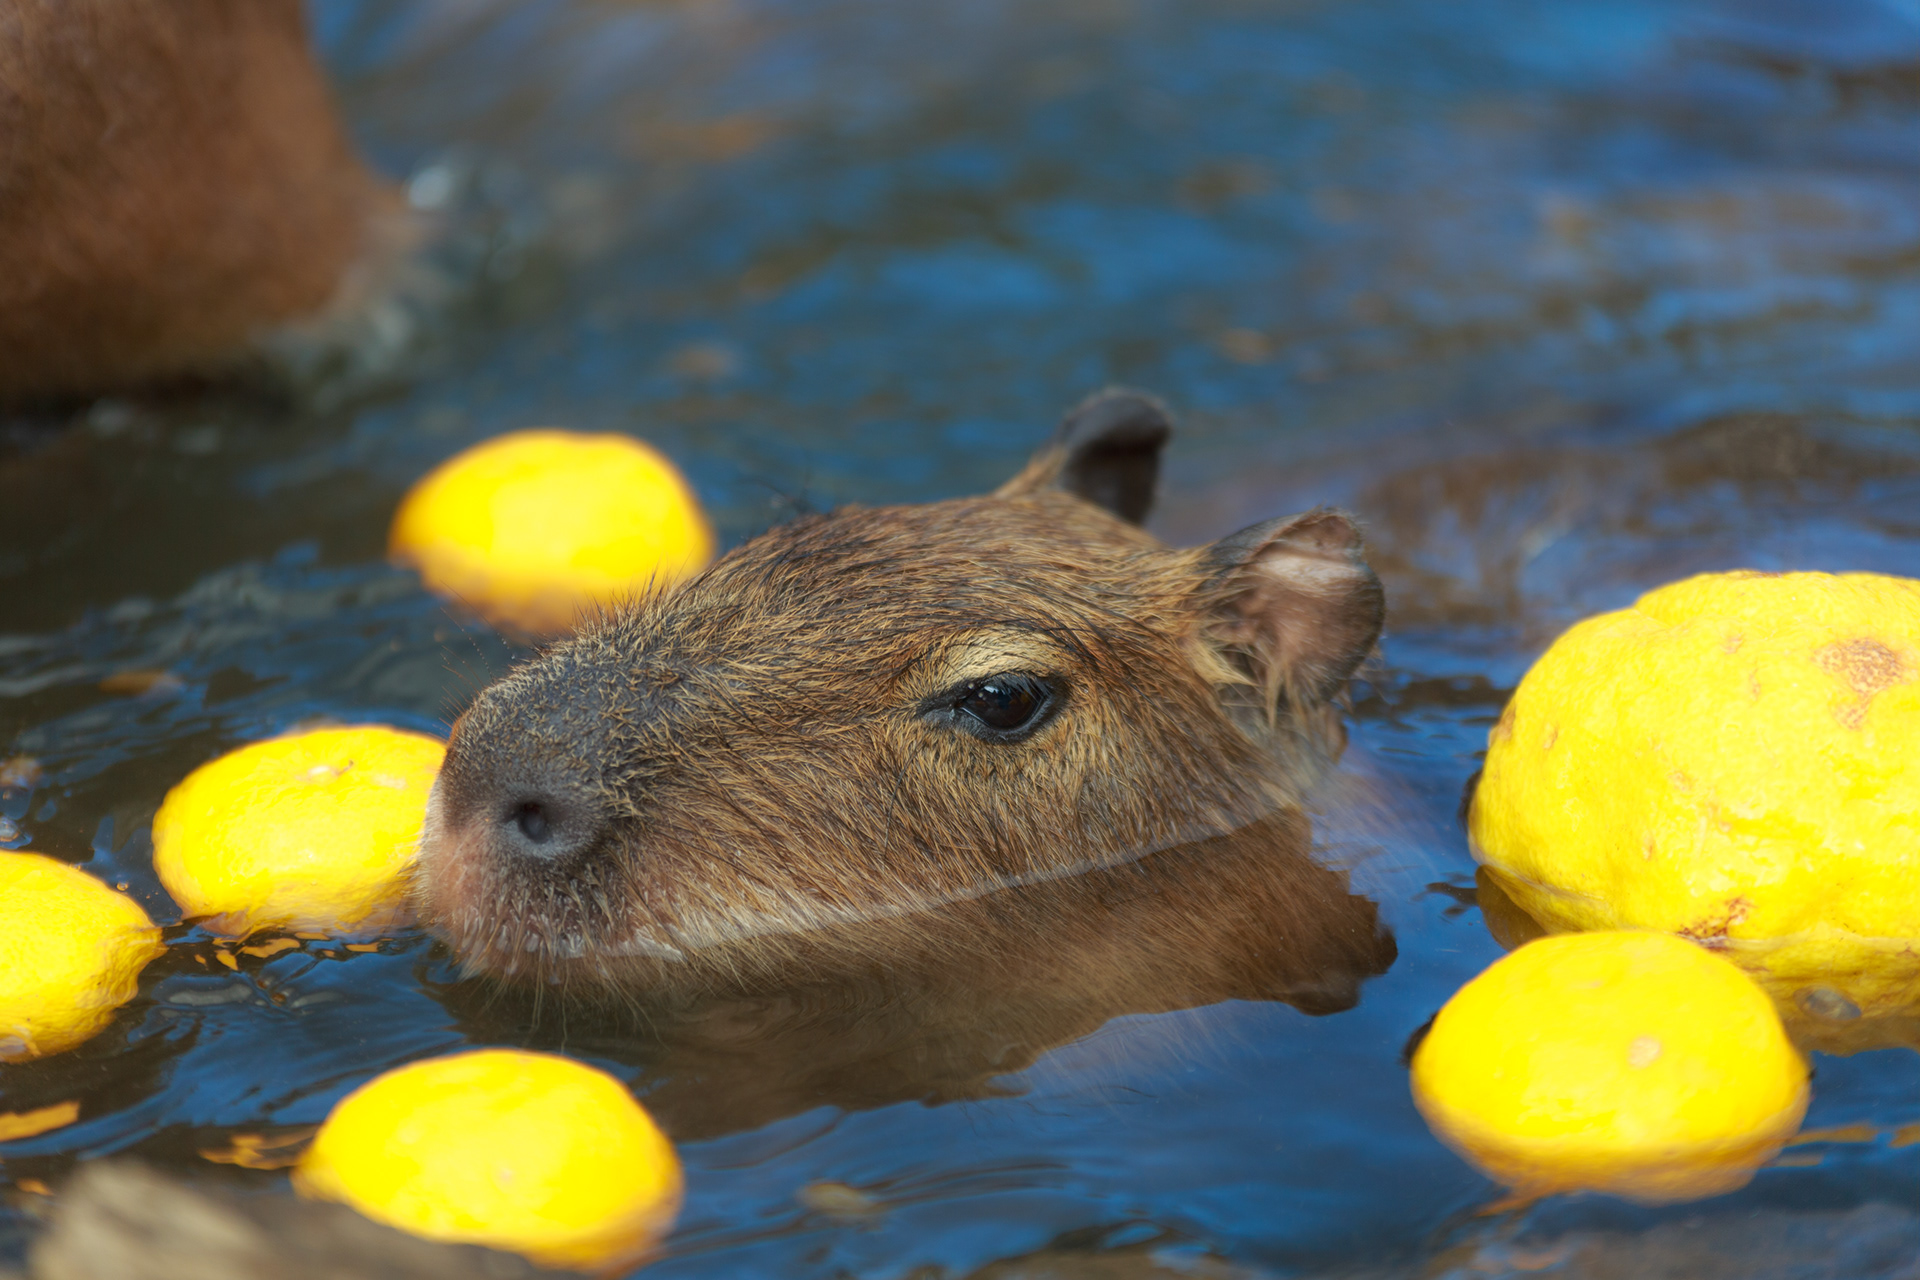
514, 802, 552, 844
953, 673, 1055, 738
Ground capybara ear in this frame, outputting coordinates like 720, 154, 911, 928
1199, 508, 1385, 710
995, 388, 1173, 525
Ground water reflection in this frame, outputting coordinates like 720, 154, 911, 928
439, 813, 1394, 1142
1319, 412, 1920, 638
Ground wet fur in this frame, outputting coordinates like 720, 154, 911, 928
416, 390, 1386, 996
437, 811, 1397, 1140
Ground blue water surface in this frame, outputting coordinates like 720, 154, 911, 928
5, 0, 1920, 1274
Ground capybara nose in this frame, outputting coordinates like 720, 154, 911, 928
478, 776, 610, 869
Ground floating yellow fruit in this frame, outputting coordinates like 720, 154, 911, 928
1412, 931, 1808, 1202
1471, 571, 1920, 1020
390, 430, 714, 634
0, 852, 163, 1061
295, 1049, 683, 1270
152, 726, 445, 938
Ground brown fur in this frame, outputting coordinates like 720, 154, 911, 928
415, 390, 1386, 994
0, 0, 384, 400
439, 811, 1395, 1140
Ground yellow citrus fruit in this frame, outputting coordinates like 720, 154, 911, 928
1412, 931, 1808, 1203
152, 725, 445, 938
1471, 570, 1920, 1020
389, 430, 714, 634
295, 1049, 683, 1270
0, 852, 163, 1061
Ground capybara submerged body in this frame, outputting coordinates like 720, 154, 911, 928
417, 390, 1386, 990
442, 810, 1397, 1141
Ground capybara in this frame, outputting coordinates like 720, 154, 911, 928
0, 0, 387, 401
439, 810, 1395, 1141
417, 389, 1386, 992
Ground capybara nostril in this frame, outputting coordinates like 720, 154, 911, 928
494, 792, 602, 866
514, 802, 553, 846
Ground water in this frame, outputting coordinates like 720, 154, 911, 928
4, 0, 1920, 1273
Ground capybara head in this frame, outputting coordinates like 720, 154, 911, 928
416, 390, 1385, 987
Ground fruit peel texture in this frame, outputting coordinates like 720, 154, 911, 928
0, 853, 163, 1061
1412, 932, 1809, 1203
1471, 571, 1920, 1017
152, 726, 445, 938
296, 1048, 683, 1269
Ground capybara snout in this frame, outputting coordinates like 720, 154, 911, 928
416, 390, 1385, 987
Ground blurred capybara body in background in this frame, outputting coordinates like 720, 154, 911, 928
416, 390, 1389, 994
0, 0, 385, 401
